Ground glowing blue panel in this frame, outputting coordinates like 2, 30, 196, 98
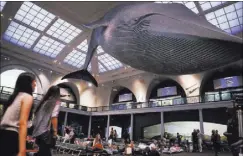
97, 46, 104, 54
14, 2, 55, 31
47, 18, 82, 43
0, 1, 6, 12
98, 53, 123, 71
206, 2, 243, 34
33, 36, 65, 58
99, 62, 107, 73
64, 49, 86, 68
3, 21, 40, 49
77, 39, 88, 52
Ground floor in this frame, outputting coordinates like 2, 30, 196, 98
53, 151, 232, 156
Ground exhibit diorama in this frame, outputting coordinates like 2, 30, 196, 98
0, 1, 242, 156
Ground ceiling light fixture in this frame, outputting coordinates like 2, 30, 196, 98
8, 17, 12, 21
88, 83, 92, 87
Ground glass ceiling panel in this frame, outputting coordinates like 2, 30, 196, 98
64, 49, 86, 68
3, 21, 40, 49
98, 62, 107, 73
98, 53, 123, 71
154, 1, 198, 14
97, 46, 104, 54
0, 1, 6, 12
33, 36, 65, 58
199, 1, 225, 11
77, 39, 88, 52
14, 2, 56, 31
47, 18, 82, 43
205, 2, 243, 34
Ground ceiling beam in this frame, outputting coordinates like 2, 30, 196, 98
194, 2, 206, 20
30, 17, 59, 49
55, 31, 91, 62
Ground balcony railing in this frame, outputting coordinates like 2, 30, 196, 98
0, 86, 242, 112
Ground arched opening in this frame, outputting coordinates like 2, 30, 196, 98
147, 79, 186, 106
200, 65, 243, 102
109, 86, 137, 110
57, 82, 79, 109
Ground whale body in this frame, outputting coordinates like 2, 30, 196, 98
62, 2, 243, 87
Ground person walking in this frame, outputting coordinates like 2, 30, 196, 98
32, 85, 61, 156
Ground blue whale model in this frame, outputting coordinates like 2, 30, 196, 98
62, 2, 243, 87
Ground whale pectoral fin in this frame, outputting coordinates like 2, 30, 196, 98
83, 17, 109, 29
61, 69, 98, 87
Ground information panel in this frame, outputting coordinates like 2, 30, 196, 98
157, 86, 177, 97
214, 76, 242, 89
119, 93, 132, 102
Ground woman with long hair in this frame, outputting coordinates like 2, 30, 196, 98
0, 72, 36, 156
32, 85, 61, 156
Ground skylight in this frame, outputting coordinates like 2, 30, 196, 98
3, 21, 40, 49
33, 36, 65, 58
199, 1, 225, 11
64, 49, 86, 68
99, 62, 107, 73
97, 46, 104, 54
47, 18, 82, 43
98, 53, 123, 71
205, 2, 243, 34
77, 39, 88, 52
0, 1, 6, 12
14, 2, 56, 31
181, 1, 199, 14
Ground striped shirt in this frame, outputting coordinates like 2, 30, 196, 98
32, 98, 60, 137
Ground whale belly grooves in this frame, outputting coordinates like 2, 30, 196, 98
102, 30, 242, 75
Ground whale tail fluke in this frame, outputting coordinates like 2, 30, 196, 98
61, 69, 98, 87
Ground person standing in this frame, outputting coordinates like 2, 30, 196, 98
109, 127, 114, 141
113, 129, 117, 142
211, 130, 220, 156
224, 108, 239, 156
177, 133, 182, 146
197, 129, 203, 152
32, 85, 61, 156
0, 72, 36, 156
192, 129, 198, 152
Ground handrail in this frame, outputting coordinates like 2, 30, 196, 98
0, 86, 242, 112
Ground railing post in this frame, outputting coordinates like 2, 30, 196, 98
88, 115, 92, 138
106, 115, 110, 141
130, 113, 134, 141
161, 111, 164, 138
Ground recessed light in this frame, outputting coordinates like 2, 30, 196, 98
8, 18, 12, 21
1, 14, 3, 17
113, 88, 117, 91
88, 83, 92, 87
50, 71, 53, 73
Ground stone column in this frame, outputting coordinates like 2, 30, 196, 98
199, 109, 204, 134
161, 111, 165, 138
106, 115, 110, 140
63, 112, 68, 136
130, 114, 134, 140
88, 115, 92, 137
